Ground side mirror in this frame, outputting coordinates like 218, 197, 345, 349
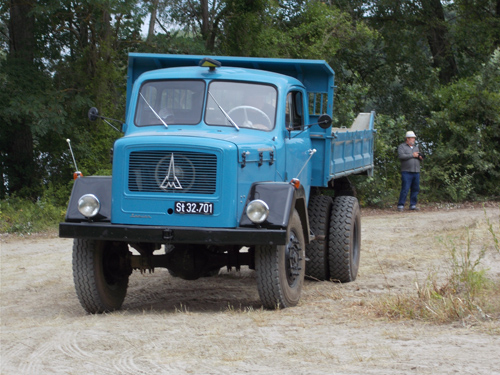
88, 107, 99, 121
87, 107, 124, 133
318, 114, 332, 129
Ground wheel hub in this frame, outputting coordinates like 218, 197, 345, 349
285, 232, 303, 285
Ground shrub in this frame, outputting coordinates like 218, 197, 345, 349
0, 195, 65, 234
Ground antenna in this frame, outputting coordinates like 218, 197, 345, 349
66, 139, 83, 179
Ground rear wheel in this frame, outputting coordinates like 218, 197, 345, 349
328, 196, 361, 282
305, 194, 333, 280
72, 239, 131, 313
256, 210, 305, 309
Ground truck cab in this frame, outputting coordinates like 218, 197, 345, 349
60, 54, 375, 313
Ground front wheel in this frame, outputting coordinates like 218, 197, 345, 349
72, 239, 131, 313
255, 210, 305, 309
328, 196, 361, 282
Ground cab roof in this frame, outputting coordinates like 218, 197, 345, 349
127, 53, 335, 113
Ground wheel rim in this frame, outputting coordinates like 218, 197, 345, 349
285, 230, 302, 286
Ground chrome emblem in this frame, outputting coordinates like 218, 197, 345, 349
160, 154, 183, 190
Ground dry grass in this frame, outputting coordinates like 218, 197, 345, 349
370, 209, 500, 326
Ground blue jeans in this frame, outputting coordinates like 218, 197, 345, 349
398, 172, 420, 207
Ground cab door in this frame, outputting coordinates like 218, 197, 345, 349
284, 89, 312, 198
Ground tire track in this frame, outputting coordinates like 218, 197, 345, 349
112, 348, 166, 374
18, 336, 54, 375
55, 330, 93, 360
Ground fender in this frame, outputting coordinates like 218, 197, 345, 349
240, 182, 310, 244
65, 176, 112, 222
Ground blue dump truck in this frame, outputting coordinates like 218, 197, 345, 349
59, 54, 376, 313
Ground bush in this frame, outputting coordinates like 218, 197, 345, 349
0, 195, 66, 234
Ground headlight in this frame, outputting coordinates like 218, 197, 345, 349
78, 194, 101, 218
246, 199, 269, 224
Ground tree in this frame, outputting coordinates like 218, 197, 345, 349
157, 0, 226, 51
147, 0, 160, 43
426, 48, 500, 200
1, 0, 39, 199
420, 0, 458, 84
0, 0, 145, 200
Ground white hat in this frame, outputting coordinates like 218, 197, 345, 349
406, 131, 416, 138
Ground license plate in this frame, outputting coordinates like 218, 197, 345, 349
175, 201, 214, 215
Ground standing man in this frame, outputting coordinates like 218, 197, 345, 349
397, 131, 423, 211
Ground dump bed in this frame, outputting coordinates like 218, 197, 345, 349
311, 112, 376, 187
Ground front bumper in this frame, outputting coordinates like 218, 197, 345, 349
59, 222, 287, 246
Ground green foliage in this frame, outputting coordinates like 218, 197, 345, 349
139, 32, 210, 55
1, 0, 144, 200
485, 206, 500, 253
214, 0, 380, 66
0, 194, 65, 234
447, 230, 489, 300
451, 0, 500, 75
442, 168, 475, 203
425, 48, 500, 200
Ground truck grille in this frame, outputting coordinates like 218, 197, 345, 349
128, 151, 217, 194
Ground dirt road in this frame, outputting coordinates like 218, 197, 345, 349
1, 206, 499, 374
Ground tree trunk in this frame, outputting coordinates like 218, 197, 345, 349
496, 0, 500, 48
147, 0, 159, 43
421, 0, 458, 84
9, 0, 35, 61
6, 0, 38, 199
201, 0, 210, 46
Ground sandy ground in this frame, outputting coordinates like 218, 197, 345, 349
1, 205, 500, 374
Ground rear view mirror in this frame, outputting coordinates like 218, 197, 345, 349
88, 107, 99, 121
318, 114, 332, 129
86, 107, 123, 133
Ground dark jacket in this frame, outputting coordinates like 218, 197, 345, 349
398, 142, 421, 173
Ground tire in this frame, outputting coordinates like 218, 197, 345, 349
72, 239, 131, 314
328, 196, 361, 282
305, 194, 333, 280
255, 210, 306, 309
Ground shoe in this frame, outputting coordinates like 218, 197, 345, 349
410, 205, 418, 211
397, 205, 404, 212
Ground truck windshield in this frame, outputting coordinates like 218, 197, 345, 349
205, 82, 277, 131
135, 80, 205, 126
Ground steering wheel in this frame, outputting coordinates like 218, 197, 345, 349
158, 108, 175, 122
227, 105, 272, 130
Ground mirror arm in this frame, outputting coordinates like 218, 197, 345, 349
88, 107, 123, 133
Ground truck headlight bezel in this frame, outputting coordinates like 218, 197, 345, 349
77, 194, 101, 218
246, 199, 269, 224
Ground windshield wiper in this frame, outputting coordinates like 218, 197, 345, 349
208, 91, 239, 131
140, 92, 168, 129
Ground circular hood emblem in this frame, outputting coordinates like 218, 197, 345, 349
155, 153, 196, 192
